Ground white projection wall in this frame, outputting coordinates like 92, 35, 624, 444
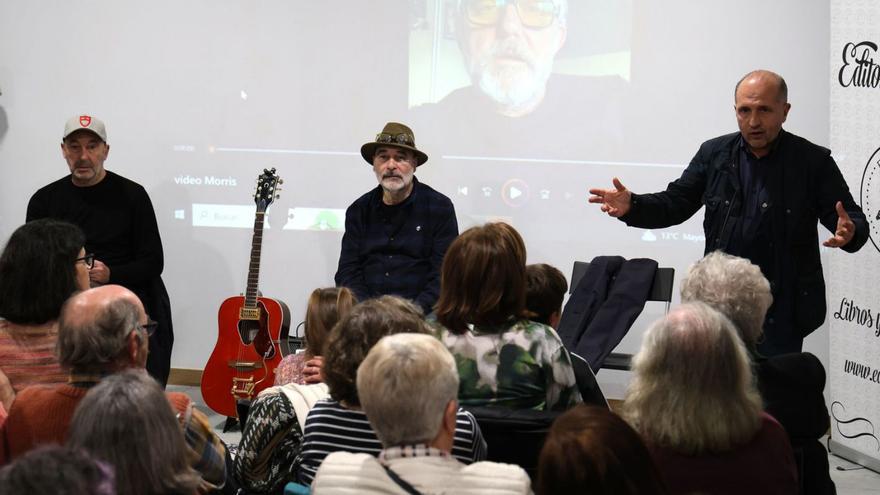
0, 1, 832, 388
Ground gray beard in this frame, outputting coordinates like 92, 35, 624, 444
475, 62, 552, 115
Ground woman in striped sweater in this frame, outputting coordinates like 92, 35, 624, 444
296, 296, 487, 485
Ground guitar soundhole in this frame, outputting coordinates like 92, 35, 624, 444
237, 317, 276, 359
238, 319, 260, 344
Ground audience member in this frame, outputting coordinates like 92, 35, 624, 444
67, 369, 200, 495
525, 263, 567, 328
0, 445, 115, 495
623, 303, 797, 494
0, 371, 10, 428
433, 222, 580, 410
680, 251, 834, 494
536, 404, 668, 495
274, 287, 356, 386
234, 290, 355, 493
313, 333, 530, 494
0, 219, 90, 410
296, 296, 487, 485
0, 285, 226, 491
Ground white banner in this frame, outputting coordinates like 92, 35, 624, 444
828, 0, 880, 472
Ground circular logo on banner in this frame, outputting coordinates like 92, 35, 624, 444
861, 147, 880, 253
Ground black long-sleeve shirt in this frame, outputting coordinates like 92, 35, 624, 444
27, 170, 165, 288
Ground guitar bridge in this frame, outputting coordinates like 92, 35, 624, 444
227, 360, 262, 370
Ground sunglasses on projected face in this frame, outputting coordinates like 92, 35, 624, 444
462, 0, 561, 29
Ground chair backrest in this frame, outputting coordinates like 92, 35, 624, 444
570, 261, 675, 312
464, 406, 562, 479
567, 260, 675, 371
569, 352, 608, 408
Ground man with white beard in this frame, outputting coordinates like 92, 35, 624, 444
457, 0, 567, 117
410, 0, 627, 162
335, 122, 458, 314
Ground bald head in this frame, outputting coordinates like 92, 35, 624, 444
63, 285, 145, 327
58, 285, 148, 372
735, 70, 787, 103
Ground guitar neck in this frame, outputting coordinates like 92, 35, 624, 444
243, 210, 265, 310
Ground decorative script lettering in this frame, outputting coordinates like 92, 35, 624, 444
839, 41, 880, 88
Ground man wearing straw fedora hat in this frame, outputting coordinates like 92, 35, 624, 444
335, 122, 458, 314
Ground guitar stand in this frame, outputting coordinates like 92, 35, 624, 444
221, 398, 254, 432
222, 416, 240, 433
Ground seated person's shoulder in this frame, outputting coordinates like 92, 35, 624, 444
758, 411, 793, 440
458, 460, 532, 493
514, 319, 564, 343
312, 452, 385, 488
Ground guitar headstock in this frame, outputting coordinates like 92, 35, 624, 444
254, 168, 282, 212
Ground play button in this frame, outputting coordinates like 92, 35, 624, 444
502, 179, 530, 207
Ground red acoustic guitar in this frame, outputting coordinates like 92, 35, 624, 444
201, 168, 291, 418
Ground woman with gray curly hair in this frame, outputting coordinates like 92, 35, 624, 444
680, 251, 771, 349
680, 251, 834, 494
623, 302, 797, 494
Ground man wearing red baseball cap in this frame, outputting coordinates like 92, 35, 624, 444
26, 115, 174, 387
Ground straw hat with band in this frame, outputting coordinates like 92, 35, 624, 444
360, 122, 428, 166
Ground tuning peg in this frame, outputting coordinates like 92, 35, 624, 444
275, 194, 280, 199
278, 179, 284, 185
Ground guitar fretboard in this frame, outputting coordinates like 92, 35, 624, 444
243, 211, 265, 309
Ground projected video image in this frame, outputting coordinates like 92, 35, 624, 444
407, 0, 633, 162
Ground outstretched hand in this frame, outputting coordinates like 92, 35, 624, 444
588, 177, 633, 217
823, 201, 855, 248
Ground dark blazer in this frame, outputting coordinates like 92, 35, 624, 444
621, 130, 868, 349
557, 256, 657, 370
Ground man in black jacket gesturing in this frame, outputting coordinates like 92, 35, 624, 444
589, 70, 868, 355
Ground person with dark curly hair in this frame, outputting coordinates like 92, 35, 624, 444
296, 296, 486, 485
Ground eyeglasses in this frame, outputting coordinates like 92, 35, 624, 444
462, 0, 560, 29
137, 320, 159, 337
375, 132, 415, 147
76, 253, 95, 269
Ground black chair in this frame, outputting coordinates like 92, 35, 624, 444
568, 261, 674, 371
464, 406, 561, 479
568, 351, 608, 408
